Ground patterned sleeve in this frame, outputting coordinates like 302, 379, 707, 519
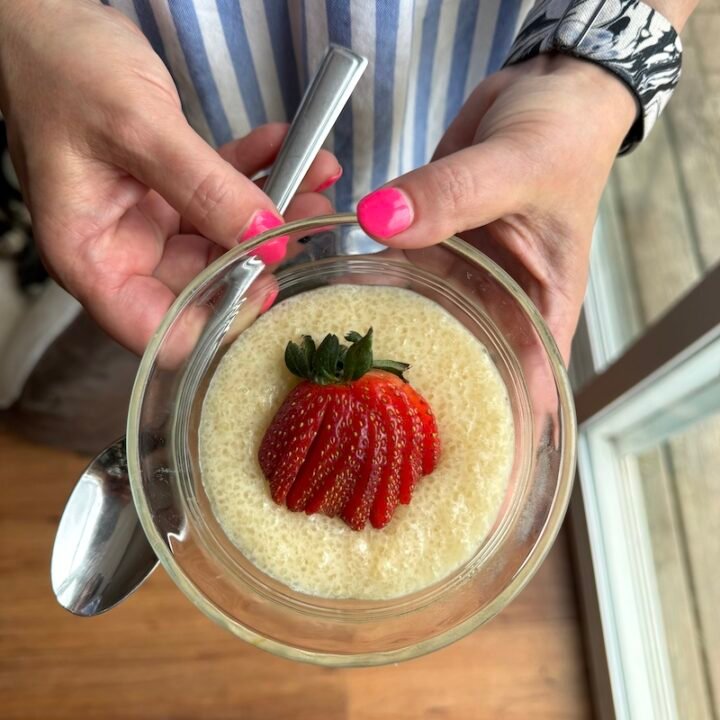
505, 0, 683, 153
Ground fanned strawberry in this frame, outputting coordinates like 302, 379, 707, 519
258, 328, 441, 530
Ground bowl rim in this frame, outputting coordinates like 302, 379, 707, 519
127, 212, 577, 666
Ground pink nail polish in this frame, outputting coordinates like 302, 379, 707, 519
241, 209, 283, 241
314, 167, 343, 193
253, 237, 288, 264
240, 210, 289, 264
260, 287, 279, 313
357, 187, 413, 239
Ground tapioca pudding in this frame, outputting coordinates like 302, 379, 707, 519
199, 284, 514, 600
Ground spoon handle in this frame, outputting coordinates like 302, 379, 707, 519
265, 45, 367, 213
195, 45, 367, 355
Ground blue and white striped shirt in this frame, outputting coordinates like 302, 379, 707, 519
103, 1, 533, 210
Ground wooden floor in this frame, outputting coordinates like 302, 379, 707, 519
0, 430, 592, 719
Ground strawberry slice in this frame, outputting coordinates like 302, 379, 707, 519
408, 389, 441, 475
366, 376, 405, 529
258, 328, 441, 530
258, 382, 330, 503
306, 397, 369, 517
285, 388, 352, 511
341, 411, 387, 530
392, 383, 424, 505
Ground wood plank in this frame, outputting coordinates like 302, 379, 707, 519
707, 73, 720, 109
693, 0, 720, 13
689, 11, 720, 74
665, 19, 720, 270
610, 115, 701, 325
667, 415, 720, 715
636, 448, 714, 719
0, 430, 591, 719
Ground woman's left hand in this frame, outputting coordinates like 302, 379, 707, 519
357, 55, 637, 362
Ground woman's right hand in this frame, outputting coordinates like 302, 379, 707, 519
0, 0, 339, 354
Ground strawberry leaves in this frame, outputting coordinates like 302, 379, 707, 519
284, 334, 318, 379
313, 333, 341, 383
284, 328, 410, 384
372, 359, 411, 378
342, 328, 373, 381
284, 341, 311, 379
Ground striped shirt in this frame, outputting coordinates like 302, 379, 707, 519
103, 0, 533, 211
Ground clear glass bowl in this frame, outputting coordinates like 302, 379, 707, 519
127, 214, 576, 666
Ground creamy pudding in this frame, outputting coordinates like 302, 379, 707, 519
199, 285, 514, 599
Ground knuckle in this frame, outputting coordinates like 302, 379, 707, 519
430, 160, 477, 215
185, 168, 236, 231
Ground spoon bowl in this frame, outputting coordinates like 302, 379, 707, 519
51, 438, 158, 615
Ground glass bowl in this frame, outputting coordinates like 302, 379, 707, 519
127, 213, 576, 666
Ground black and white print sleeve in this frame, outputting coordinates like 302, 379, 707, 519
505, 0, 683, 153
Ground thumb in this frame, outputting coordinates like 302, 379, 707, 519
357, 141, 525, 247
111, 111, 285, 250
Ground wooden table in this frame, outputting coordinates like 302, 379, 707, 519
0, 431, 591, 719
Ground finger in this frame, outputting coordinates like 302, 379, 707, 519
153, 233, 216, 295
177, 125, 340, 236
58, 203, 190, 356
356, 141, 526, 248
283, 192, 334, 222
85, 272, 176, 356
218, 124, 341, 193
160, 192, 333, 296
80, 246, 216, 365
217, 122, 290, 175
240, 190, 335, 266
253, 154, 342, 194
182, 190, 334, 231
108, 112, 286, 249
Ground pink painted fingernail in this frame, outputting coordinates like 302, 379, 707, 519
253, 237, 288, 264
314, 167, 343, 193
241, 209, 283, 241
240, 210, 288, 264
357, 187, 413, 239
260, 286, 279, 313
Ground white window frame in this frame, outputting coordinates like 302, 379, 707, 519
569, 263, 720, 719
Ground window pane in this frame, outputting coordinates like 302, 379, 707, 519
635, 413, 720, 718
584, 9, 720, 369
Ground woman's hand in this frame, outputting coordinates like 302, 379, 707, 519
357, 55, 637, 361
0, 0, 339, 354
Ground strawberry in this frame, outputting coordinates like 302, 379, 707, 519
258, 328, 440, 530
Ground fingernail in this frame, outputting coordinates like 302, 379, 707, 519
260, 286, 279, 313
253, 237, 288, 264
241, 209, 283, 241
357, 187, 413, 239
314, 167, 343, 193
240, 210, 289, 264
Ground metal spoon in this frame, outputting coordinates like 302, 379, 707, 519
51, 45, 367, 616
